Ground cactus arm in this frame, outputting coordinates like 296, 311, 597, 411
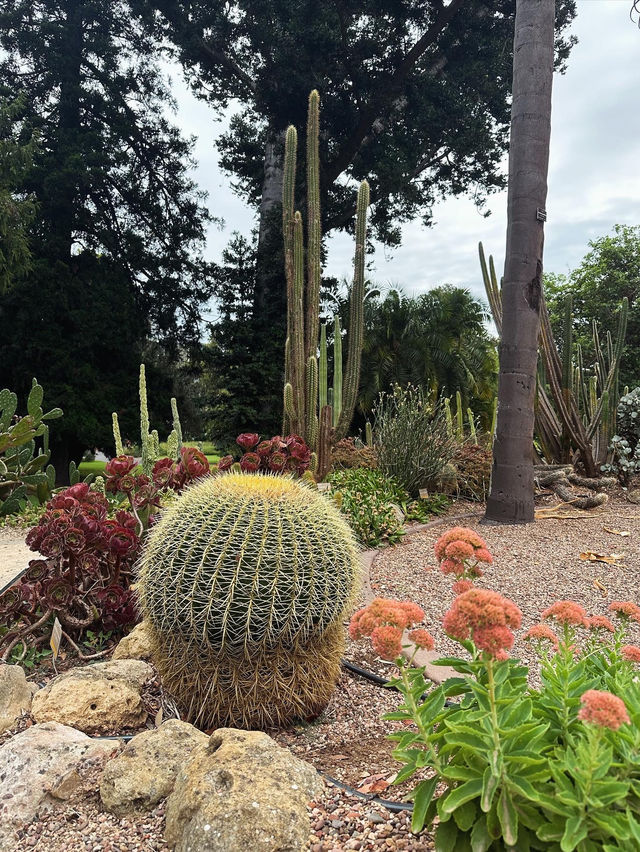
305, 357, 319, 448
467, 409, 477, 444
316, 405, 333, 480
444, 397, 453, 436
112, 412, 124, 457
335, 180, 369, 441
365, 421, 373, 447
283, 125, 297, 369
319, 323, 328, 410
305, 90, 321, 363
561, 293, 573, 398
170, 397, 183, 452
455, 390, 464, 441
479, 242, 502, 334
332, 315, 343, 428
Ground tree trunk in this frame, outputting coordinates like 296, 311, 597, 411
485, 0, 555, 524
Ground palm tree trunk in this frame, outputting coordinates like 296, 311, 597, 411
485, 0, 555, 524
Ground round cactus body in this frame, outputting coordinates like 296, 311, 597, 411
137, 472, 361, 728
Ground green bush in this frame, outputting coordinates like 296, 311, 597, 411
373, 384, 456, 497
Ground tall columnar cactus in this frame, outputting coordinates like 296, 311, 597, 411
137, 472, 360, 728
479, 242, 628, 473
112, 365, 184, 466
283, 91, 369, 454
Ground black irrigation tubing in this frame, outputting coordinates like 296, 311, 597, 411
341, 658, 457, 707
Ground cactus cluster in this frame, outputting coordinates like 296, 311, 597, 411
479, 243, 628, 475
137, 471, 361, 728
0, 379, 62, 515
111, 364, 183, 473
282, 91, 369, 474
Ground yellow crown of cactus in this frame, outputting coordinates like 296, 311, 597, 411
136, 472, 361, 727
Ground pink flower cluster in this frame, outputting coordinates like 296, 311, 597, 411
541, 601, 589, 627
433, 527, 492, 590
217, 433, 312, 476
349, 598, 430, 660
578, 690, 630, 730
608, 601, 640, 623
523, 623, 560, 650
443, 588, 522, 659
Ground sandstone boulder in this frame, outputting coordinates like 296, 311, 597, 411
112, 621, 154, 661
0, 722, 117, 851
0, 665, 37, 735
31, 659, 154, 734
100, 719, 208, 816
165, 727, 324, 851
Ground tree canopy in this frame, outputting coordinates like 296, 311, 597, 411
0, 0, 215, 467
545, 225, 640, 390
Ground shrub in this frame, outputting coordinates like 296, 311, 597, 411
328, 467, 406, 547
452, 441, 492, 501
136, 471, 360, 728
330, 437, 377, 471
373, 384, 455, 496
217, 433, 312, 476
350, 530, 640, 847
602, 387, 640, 484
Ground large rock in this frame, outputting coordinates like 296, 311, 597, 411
31, 659, 154, 734
165, 728, 324, 851
0, 665, 37, 735
0, 722, 117, 851
112, 621, 153, 661
100, 719, 208, 816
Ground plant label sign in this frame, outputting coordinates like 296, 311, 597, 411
50, 617, 62, 659
317, 482, 332, 492
419, 488, 430, 499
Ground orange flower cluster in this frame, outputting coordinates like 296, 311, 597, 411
443, 588, 522, 658
452, 579, 474, 596
349, 598, 427, 660
587, 615, 615, 633
541, 601, 589, 627
523, 623, 559, 649
578, 690, 630, 730
408, 628, 435, 651
434, 527, 493, 582
621, 644, 640, 663
608, 601, 640, 623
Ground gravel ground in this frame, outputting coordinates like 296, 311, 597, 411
0, 527, 31, 592
4, 490, 640, 850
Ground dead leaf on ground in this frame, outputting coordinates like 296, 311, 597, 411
535, 504, 595, 520
579, 551, 626, 565
593, 579, 608, 595
603, 527, 630, 537
358, 773, 390, 793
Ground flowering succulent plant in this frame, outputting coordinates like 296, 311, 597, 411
433, 526, 493, 591
217, 433, 312, 477
347, 527, 640, 847
1, 484, 140, 661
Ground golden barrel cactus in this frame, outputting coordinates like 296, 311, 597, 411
137, 472, 360, 728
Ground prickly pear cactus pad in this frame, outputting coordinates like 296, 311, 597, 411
137, 472, 361, 728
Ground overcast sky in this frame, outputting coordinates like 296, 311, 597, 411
170, 0, 640, 307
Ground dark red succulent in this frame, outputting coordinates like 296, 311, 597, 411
240, 452, 261, 472
180, 446, 210, 479
217, 455, 234, 472
105, 456, 137, 479
236, 433, 260, 450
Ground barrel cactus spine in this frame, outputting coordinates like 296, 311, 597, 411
137, 472, 361, 729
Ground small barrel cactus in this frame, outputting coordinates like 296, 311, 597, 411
137, 471, 360, 728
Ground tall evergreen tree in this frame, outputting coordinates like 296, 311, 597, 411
133, 0, 576, 432
0, 0, 214, 470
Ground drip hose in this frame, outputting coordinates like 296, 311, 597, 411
89, 660, 461, 815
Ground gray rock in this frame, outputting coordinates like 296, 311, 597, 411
164, 727, 324, 851
0, 722, 117, 851
0, 665, 37, 735
100, 719, 208, 816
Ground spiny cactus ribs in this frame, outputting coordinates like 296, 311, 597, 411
137, 471, 361, 728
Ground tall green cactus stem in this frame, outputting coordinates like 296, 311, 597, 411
365, 421, 373, 447
319, 324, 328, 410
444, 397, 453, 436
305, 90, 321, 363
455, 391, 464, 441
333, 315, 343, 428
561, 294, 573, 397
282, 91, 369, 448
316, 405, 333, 481
467, 409, 477, 444
112, 412, 123, 457
139, 364, 151, 474
305, 357, 319, 449
137, 472, 360, 728
170, 398, 183, 453
334, 180, 369, 442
